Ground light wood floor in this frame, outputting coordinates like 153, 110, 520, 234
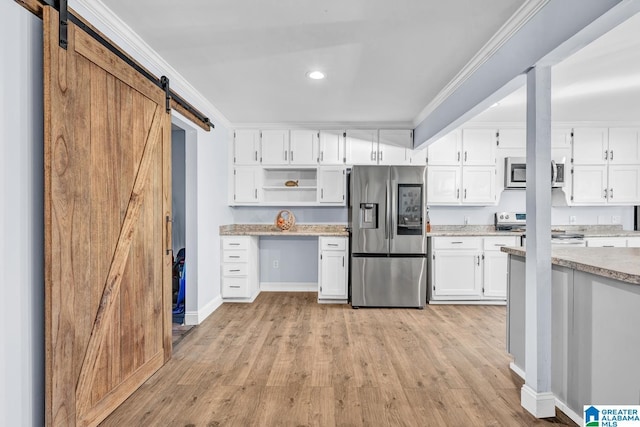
101, 292, 577, 426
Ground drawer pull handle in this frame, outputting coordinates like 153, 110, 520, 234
451, 241, 463, 244
229, 255, 241, 258
229, 269, 241, 272
494, 244, 506, 247
328, 243, 339, 246
229, 243, 240, 246
603, 245, 614, 248
230, 285, 241, 288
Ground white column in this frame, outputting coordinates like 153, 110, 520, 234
522, 65, 555, 418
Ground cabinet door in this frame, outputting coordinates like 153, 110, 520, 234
462, 129, 497, 166
483, 251, 508, 299
408, 145, 428, 165
233, 167, 260, 203
427, 130, 461, 165
318, 166, 345, 204
378, 129, 411, 165
608, 128, 640, 165
261, 130, 290, 165
290, 130, 319, 165
319, 130, 344, 165
572, 128, 608, 165
319, 251, 347, 299
497, 128, 525, 149
345, 129, 377, 165
427, 166, 460, 204
462, 166, 496, 205
608, 165, 640, 204
234, 129, 261, 164
585, 237, 627, 248
571, 165, 607, 205
552, 128, 573, 149
626, 237, 640, 248
432, 250, 481, 297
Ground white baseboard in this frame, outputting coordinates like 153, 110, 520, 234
260, 282, 317, 292
184, 295, 223, 325
509, 363, 582, 424
521, 384, 556, 418
555, 398, 583, 426
428, 300, 506, 305
509, 362, 526, 379
223, 288, 261, 304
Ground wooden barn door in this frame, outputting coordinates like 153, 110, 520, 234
43, 7, 172, 426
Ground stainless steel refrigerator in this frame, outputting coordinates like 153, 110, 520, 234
349, 165, 427, 308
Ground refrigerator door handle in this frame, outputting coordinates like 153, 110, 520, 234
390, 179, 396, 240
384, 185, 390, 240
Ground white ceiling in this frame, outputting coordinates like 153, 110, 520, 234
99, 0, 526, 125
470, 11, 640, 124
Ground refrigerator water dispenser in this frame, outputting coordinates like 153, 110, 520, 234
359, 203, 378, 229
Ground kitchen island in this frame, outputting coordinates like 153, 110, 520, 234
502, 246, 640, 423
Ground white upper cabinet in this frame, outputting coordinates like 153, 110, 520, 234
378, 129, 411, 165
427, 166, 461, 204
608, 128, 640, 165
427, 130, 462, 165
289, 130, 319, 165
318, 130, 345, 165
345, 129, 378, 165
608, 165, 640, 204
572, 128, 608, 165
462, 129, 497, 165
497, 128, 525, 149
261, 130, 290, 165
233, 166, 261, 203
571, 165, 608, 205
318, 166, 346, 204
552, 128, 573, 149
462, 166, 496, 204
234, 130, 261, 165
571, 127, 640, 205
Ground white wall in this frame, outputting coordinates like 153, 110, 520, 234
0, 2, 45, 426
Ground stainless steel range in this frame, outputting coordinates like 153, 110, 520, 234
495, 212, 586, 246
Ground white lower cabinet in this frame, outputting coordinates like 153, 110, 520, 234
221, 236, 259, 302
429, 235, 518, 302
318, 237, 348, 302
585, 237, 627, 247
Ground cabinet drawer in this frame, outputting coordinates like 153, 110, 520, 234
222, 263, 247, 276
321, 237, 346, 251
432, 237, 481, 250
222, 237, 249, 250
483, 236, 519, 251
223, 250, 248, 263
222, 277, 250, 298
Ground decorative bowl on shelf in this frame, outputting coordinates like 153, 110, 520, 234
275, 210, 295, 231
284, 180, 299, 187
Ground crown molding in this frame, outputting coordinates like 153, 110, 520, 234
412, 0, 550, 127
232, 122, 415, 130
69, 0, 232, 130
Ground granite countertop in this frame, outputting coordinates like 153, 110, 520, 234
220, 224, 349, 237
501, 246, 640, 285
427, 224, 640, 238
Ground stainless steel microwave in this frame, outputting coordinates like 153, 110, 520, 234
504, 157, 566, 188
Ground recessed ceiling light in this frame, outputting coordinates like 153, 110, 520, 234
307, 71, 325, 80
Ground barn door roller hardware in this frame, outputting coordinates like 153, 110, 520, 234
58, 0, 67, 49
30, 0, 214, 131
161, 76, 171, 113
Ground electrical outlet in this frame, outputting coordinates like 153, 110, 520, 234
569, 215, 576, 225
273, 260, 279, 269
612, 215, 621, 224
